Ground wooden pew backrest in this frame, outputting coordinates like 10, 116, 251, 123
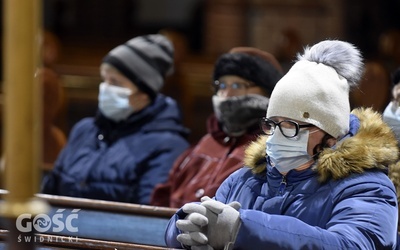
0, 192, 178, 248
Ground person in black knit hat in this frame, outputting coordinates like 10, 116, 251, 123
41, 34, 190, 204
211, 47, 283, 137
151, 47, 283, 208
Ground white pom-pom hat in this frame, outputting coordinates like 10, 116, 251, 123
266, 40, 364, 138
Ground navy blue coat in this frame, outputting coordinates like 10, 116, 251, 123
165, 108, 399, 249
41, 94, 189, 204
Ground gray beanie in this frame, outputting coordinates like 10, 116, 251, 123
102, 34, 174, 99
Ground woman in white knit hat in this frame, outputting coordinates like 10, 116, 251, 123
165, 40, 400, 249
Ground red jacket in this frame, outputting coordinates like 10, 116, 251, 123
150, 114, 261, 208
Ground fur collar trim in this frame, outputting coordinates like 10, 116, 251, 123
244, 108, 400, 182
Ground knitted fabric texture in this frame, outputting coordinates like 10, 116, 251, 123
267, 40, 364, 138
102, 34, 174, 99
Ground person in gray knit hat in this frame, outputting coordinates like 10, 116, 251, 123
165, 40, 399, 250
102, 34, 174, 101
41, 34, 190, 205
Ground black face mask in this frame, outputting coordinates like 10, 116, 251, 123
212, 94, 269, 137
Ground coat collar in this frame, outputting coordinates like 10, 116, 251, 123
244, 108, 400, 182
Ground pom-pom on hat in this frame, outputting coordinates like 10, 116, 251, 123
266, 40, 364, 138
213, 47, 283, 96
102, 34, 174, 100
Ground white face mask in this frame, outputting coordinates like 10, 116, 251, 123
98, 82, 134, 122
266, 127, 318, 174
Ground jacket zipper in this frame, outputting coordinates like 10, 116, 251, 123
278, 175, 287, 196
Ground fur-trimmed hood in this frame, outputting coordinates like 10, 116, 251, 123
244, 108, 400, 183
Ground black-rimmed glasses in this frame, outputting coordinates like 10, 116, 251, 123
259, 118, 315, 138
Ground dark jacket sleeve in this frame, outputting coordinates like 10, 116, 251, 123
40, 146, 67, 194
40, 118, 89, 195
164, 211, 186, 248
40, 168, 59, 194
135, 134, 189, 205
150, 147, 193, 207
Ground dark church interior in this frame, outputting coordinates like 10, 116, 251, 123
0, 1, 399, 249
39, 0, 400, 144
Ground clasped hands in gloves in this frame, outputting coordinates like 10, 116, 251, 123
176, 196, 242, 250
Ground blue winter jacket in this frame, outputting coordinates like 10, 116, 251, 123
165, 108, 400, 249
41, 94, 190, 204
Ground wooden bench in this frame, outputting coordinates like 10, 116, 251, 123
0, 229, 170, 250
0, 193, 179, 249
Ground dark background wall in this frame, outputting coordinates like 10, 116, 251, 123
36, 0, 400, 143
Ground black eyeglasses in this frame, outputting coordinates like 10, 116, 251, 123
259, 118, 315, 138
212, 80, 254, 93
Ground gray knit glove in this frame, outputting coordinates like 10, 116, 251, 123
200, 196, 241, 250
176, 197, 241, 250
176, 202, 211, 248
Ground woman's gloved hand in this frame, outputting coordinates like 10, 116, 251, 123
176, 197, 242, 250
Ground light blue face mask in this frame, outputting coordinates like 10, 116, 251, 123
266, 127, 317, 174
98, 82, 134, 122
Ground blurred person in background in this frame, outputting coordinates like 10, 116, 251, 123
41, 34, 190, 204
151, 47, 283, 208
383, 67, 400, 144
